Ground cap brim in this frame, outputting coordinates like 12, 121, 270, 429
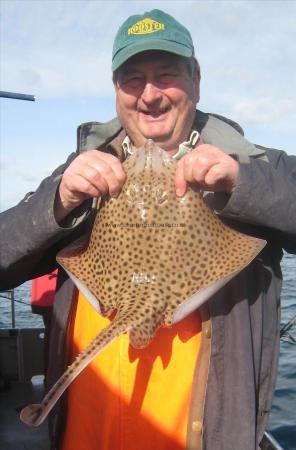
112, 39, 193, 71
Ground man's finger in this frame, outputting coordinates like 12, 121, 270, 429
98, 152, 126, 185
175, 160, 187, 197
204, 162, 239, 193
78, 152, 126, 197
85, 159, 121, 197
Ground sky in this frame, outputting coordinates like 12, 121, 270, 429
1, 0, 296, 211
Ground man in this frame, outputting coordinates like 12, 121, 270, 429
1, 9, 296, 450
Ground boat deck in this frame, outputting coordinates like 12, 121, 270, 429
0, 377, 283, 450
0, 377, 50, 450
0, 327, 50, 449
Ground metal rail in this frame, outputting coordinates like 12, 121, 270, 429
261, 431, 285, 450
0, 90, 35, 102
0, 290, 16, 328
280, 314, 296, 338
280, 314, 296, 344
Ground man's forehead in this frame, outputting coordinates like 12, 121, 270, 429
119, 51, 186, 71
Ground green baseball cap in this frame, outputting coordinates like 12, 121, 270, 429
112, 9, 195, 71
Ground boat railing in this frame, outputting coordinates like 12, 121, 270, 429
0, 289, 45, 382
0, 289, 16, 328
0, 289, 36, 329
261, 431, 285, 450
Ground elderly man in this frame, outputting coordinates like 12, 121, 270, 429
1, 9, 296, 450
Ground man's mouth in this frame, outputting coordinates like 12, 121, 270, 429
139, 107, 170, 120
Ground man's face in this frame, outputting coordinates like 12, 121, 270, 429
114, 51, 200, 155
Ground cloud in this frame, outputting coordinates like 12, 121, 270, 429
0, 149, 64, 212
2, 56, 114, 97
232, 98, 296, 125
1, 157, 54, 185
1, 0, 118, 97
1, 0, 296, 101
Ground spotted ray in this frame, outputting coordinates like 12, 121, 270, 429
20, 139, 266, 426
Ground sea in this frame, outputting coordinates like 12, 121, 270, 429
0, 253, 295, 450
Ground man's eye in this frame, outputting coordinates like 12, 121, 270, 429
159, 73, 178, 82
122, 75, 144, 87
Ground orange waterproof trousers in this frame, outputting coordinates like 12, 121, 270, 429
61, 292, 201, 450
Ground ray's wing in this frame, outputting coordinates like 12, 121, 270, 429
158, 188, 266, 324
56, 203, 122, 316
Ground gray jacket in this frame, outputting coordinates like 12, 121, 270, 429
1, 110, 296, 450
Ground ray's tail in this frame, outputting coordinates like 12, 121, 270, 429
20, 318, 131, 427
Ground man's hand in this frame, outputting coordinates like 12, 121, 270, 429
175, 144, 239, 196
54, 150, 126, 222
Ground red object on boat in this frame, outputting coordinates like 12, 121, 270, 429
31, 270, 58, 307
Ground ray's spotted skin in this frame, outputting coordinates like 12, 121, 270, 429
20, 140, 266, 427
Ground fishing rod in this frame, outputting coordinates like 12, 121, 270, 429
0, 90, 35, 102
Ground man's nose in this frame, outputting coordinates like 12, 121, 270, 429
141, 82, 162, 105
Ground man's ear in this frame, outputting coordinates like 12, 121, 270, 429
112, 71, 119, 91
193, 68, 201, 103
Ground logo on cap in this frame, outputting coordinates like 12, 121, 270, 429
128, 18, 165, 35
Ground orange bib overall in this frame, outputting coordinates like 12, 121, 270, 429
61, 292, 201, 450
